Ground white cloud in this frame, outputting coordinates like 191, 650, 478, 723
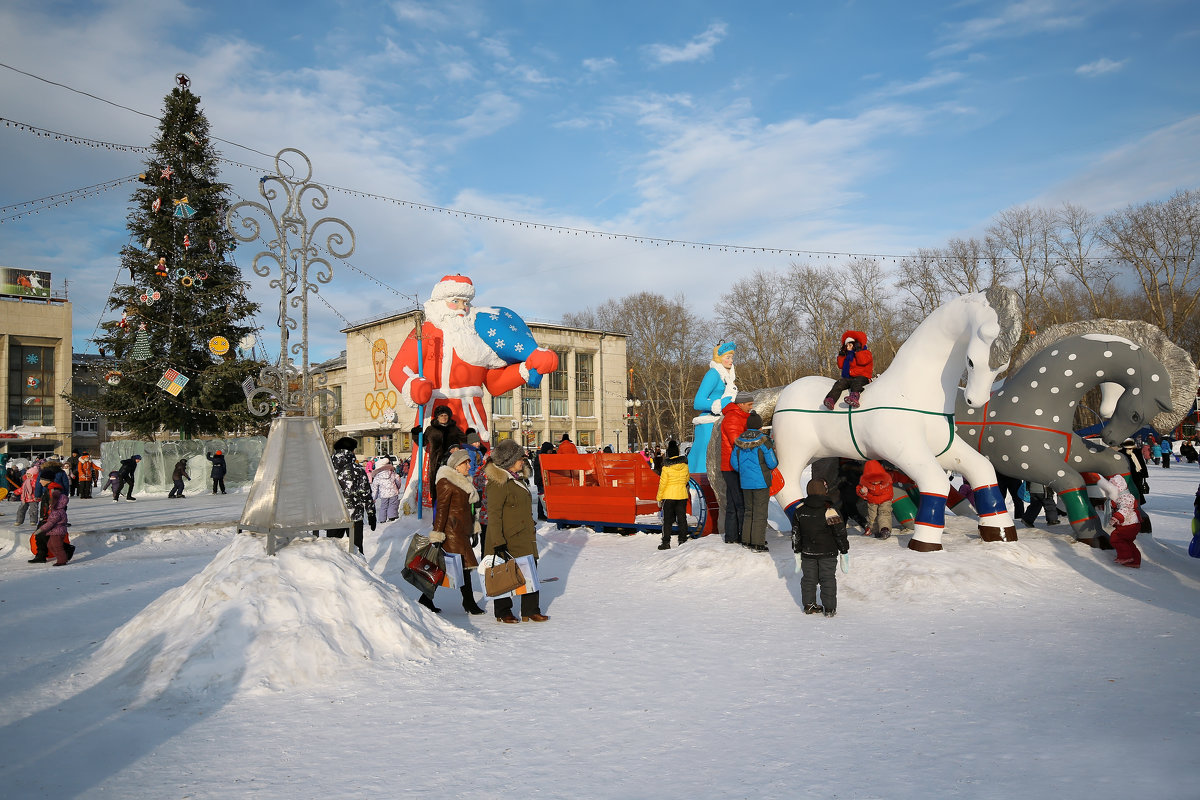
451, 91, 521, 141
868, 70, 966, 99
582, 57, 617, 74
1029, 114, 1200, 213
933, 0, 1092, 56
1075, 57, 1128, 77
644, 21, 728, 65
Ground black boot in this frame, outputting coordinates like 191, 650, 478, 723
460, 580, 486, 615
418, 593, 442, 614
657, 536, 671, 550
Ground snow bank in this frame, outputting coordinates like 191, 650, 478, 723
82, 534, 469, 704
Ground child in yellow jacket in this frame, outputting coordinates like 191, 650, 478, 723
656, 440, 691, 550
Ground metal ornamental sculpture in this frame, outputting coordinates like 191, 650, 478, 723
771, 287, 1023, 552
957, 321, 1193, 546
226, 148, 354, 416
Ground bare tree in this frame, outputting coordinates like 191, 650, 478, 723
714, 269, 804, 388
786, 264, 852, 377
1052, 202, 1120, 319
1100, 189, 1200, 349
564, 292, 707, 447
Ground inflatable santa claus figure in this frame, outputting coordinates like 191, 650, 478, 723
389, 274, 558, 445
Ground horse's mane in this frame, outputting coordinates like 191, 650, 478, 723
1014, 319, 1197, 433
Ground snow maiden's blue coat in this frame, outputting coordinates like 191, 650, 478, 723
688, 359, 737, 473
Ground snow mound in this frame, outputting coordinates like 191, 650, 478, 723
842, 519, 1089, 605
82, 534, 469, 704
642, 535, 780, 583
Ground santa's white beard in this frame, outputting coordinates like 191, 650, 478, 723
424, 299, 507, 368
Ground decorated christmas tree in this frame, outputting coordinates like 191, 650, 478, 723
79, 76, 263, 438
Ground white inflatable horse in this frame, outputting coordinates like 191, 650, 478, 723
772, 286, 1023, 551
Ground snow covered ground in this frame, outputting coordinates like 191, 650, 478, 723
2, 466, 1199, 799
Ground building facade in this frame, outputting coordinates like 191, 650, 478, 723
0, 284, 73, 459
324, 310, 628, 457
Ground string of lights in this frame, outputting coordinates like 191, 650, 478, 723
1, 111, 1142, 267
0, 174, 140, 223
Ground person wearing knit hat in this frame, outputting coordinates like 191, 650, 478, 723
731, 411, 778, 552
483, 438, 547, 623
371, 456, 403, 523
430, 446, 487, 615
206, 449, 228, 495
688, 341, 739, 474
791, 478, 849, 617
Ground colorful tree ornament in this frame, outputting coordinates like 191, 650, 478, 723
131, 323, 152, 360
173, 197, 196, 218
183, 234, 191, 249
104, 370, 123, 386
176, 73, 190, 88
157, 368, 189, 396
25, 376, 40, 388
208, 239, 217, 253
155, 258, 168, 277
160, 166, 174, 180
152, 197, 162, 213
208, 336, 230, 356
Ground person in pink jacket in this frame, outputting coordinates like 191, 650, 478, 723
15, 465, 41, 527
32, 467, 74, 566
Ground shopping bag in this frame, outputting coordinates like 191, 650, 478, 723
483, 556, 525, 597
440, 552, 464, 589
511, 554, 540, 595
400, 533, 446, 596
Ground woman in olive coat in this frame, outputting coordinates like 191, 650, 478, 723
431, 449, 485, 615
484, 438, 547, 623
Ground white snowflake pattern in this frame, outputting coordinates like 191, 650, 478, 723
503, 310, 513, 318
487, 329, 496, 337
509, 324, 518, 332
514, 343, 525, 353
495, 339, 505, 348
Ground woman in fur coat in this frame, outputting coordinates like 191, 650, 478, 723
484, 439, 548, 623
430, 449, 485, 614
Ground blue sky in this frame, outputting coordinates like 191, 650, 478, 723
1, 0, 1198, 361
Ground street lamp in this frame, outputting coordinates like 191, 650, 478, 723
624, 398, 641, 451
522, 417, 534, 446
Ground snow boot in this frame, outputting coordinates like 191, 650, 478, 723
822, 396, 836, 410
460, 583, 486, 615
657, 538, 671, 550
804, 604, 823, 615
418, 593, 442, 614
823, 609, 837, 617
846, 391, 861, 409
677, 534, 687, 546
875, 527, 891, 540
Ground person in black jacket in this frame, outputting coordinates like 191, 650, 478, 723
791, 479, 849, 617
168, 458, 190, 498
113, 455, 141, 501
327, 436, 376, 555
423, 405, 465, 500
206, 450, 228, 494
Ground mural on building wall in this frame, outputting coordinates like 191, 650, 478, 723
365, 337, 399, 420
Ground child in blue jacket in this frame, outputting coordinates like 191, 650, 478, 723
731, 411, 778, 552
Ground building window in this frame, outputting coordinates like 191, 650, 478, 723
549, 349, 569, 417
578, 430, 594, 447
575, 352, 594, 417
377, 434, 393, 457
8, 344, 55, 427
522, 393, 541, 418
73, 419, 98, 434
493, 390, 513, 417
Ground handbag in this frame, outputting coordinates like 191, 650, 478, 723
484, 556, 525, 596
400, 533, 447, 596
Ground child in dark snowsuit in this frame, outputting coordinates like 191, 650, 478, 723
791, 479, 849, 617
169, 458, 190, 498
822, 330, 873, 410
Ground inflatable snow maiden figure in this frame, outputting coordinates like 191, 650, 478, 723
688, 342, 738, 474
772, 286, 1023, 552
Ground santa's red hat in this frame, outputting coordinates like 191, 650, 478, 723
430, 274, 475, 303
